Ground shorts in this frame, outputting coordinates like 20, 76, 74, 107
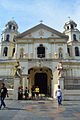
32, 92, 35, 97
36, 92, 39, 96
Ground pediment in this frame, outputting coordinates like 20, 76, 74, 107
16, 23, 68, 39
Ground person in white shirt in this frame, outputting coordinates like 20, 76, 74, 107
55, 85, 62, 105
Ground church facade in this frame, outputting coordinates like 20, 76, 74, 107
0, 19, 80, 100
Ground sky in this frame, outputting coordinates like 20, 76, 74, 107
0, 0, 80, 38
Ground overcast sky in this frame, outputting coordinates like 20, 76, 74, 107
0, 0, 80, 37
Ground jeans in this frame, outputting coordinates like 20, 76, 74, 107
57, 96, 62, 105
0, 97, 6, 108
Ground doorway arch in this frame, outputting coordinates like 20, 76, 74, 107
28, 67, 52, 96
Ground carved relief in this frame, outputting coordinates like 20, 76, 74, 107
39, 30, 44, 36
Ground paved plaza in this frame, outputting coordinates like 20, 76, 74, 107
0, 99, 80, 120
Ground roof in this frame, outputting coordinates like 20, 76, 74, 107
64, 20, 77, 27
5, 20, 18, 28
15, 23, 68, 39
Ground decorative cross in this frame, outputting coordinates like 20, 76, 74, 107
68, 16, 71, 20
12, 17, 14, 20
40, 20, 43, 24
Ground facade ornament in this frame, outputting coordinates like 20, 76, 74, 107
54, 53, 58, 59
39, 30, 44, 36
14, 62, 24, 78
57, 62, 63, 76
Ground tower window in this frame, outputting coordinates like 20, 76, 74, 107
67, 48, 70, 56
67, 26, 69, 30
75, 47, 79, 56
12, 48, 15, 57
37, 44, 45, 58
6, 34, 10, 41
9, 25, 12, 29
73, 34, 76, 41
3, 47, 8, 56
71, 24, 74, 29
13, 26, 15, 30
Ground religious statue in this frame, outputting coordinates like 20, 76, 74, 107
14, 62, 23, 78
57, 62, 63, 76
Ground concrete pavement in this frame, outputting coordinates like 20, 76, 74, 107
0, 99, 80, 120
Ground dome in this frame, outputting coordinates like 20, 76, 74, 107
64, 19, 77, 27
5, 20, 18, 29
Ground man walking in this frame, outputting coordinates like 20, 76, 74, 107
0, 83, 8, 109
55, 85, 62, 105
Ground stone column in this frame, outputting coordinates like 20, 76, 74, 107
27, 79, 29, 88
23, 77, 25, 93
13, 77, 20, 100
51, 79, 54, 97
58, 77, 64, 90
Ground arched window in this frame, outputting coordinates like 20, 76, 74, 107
37, 44, 45, 58
59, 48, 63, 58
13, 26, 15, 30
71, 24, 74, 29
75, 47, 79, 56
3, 47, 8, 56
20, 48, 24, 58
6, 34, 10, 41
67, 26, 69, 30
9, 25, 12, 29
67, 48, 70, 56
73, 34, 76, 41
12, 48, 15, 57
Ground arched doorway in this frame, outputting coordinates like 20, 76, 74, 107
28, 67, 52, 96
35, 73, 47, 94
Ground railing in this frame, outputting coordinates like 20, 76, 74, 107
64, 76, 80, 90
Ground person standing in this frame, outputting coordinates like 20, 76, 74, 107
0, 83, 8, 109
35, 86, 39, 100
55, 85, 62, 105
31, 85, 35, 100
18, 86, 23, 100
24, 87, 29, 100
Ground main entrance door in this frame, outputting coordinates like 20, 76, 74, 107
35, 73, 47, 94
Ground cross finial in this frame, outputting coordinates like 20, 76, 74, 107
12, 17, 14, 20
40, 20, 43, 24
68, 16, 71, 20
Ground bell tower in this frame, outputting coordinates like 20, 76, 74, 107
64, 19, 80, 58
64, 19, 80, 42
1, 20, 19, 58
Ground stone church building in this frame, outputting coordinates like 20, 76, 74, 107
0, 19, 80, 100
